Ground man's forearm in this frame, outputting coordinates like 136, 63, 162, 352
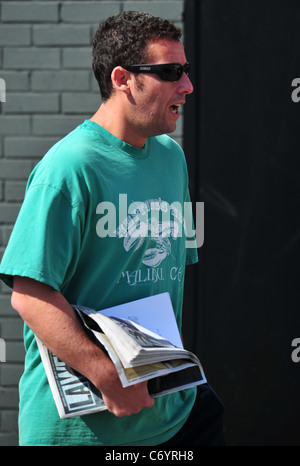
11, 276, 154, 417
11, 276, 111, 386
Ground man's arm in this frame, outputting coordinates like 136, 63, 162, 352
11, 276, 154, 417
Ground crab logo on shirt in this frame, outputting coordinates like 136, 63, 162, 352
116, 199, 183, 268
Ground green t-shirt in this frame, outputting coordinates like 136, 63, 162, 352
0, 120, 198, 446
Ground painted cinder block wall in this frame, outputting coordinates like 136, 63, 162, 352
0, 0, 184, 446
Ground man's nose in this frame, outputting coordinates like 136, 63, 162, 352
179, 72, 194, 95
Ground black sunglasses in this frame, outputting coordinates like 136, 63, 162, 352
125, 62, 191, 82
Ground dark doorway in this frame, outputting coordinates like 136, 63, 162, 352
183, 0, 300, 446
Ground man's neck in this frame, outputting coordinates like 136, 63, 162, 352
91, 102, 147, 148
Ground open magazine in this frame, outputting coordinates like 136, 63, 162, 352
36, 293, 207, 419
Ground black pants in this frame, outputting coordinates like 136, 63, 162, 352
159, 384, 225, 446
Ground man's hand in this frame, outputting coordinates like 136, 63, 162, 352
97, 359, 155, 417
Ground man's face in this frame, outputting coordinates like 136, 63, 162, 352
127, 39, 193, 145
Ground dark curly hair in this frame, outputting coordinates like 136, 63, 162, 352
92, 10, 182, 101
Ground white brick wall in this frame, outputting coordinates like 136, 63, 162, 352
0, 0, 185, 446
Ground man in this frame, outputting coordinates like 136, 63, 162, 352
0, 11, 224, 446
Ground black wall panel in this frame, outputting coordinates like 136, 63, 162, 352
183, 0, 300, 445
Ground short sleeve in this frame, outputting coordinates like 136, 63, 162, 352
0, 183, 83, 291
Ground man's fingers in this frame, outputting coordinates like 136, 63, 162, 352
103, 381, 154, 417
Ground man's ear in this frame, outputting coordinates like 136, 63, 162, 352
111, 66, 131, 95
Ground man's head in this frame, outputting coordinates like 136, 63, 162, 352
92, 10, 182, 101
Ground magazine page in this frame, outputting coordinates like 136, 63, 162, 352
86, 312, 183, 368
75, 308, 203, 387
99, 292, 183, 348
74, 294, 207, 372
74, 293, 190, 369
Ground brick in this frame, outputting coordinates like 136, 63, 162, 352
1, 318, 24, 340
6, 341, 25, 363
4, 137, 48, 157
92, 74, 100, 92
0, 160, 33, 180
3, 93, 59, 114
33, 25, 91, 46
0, 281, 13, 295
0, 116, 30, 135
0, 296, 13, 317
31, 70, 90, 91
62, 92, 100, 114
5, 181, 26, 202
0, 72, 29, 91
4, 137, 59, 158
0, 387, 19, 408
0, 409, 19, 432
0, 25, 31, 46
32, 115, 84, 135
3, 48, 60, 70
124, 1, 184, 21
0, 432, 18, 447
0, 226, 13, 248
63, 47, 92, 69
0, 204, 21, 224
61, 2, 120, 23
2, 2, 59, 23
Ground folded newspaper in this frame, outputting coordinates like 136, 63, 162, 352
36, 292, 206, 419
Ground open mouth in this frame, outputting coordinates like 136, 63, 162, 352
170, 104, 180, 115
